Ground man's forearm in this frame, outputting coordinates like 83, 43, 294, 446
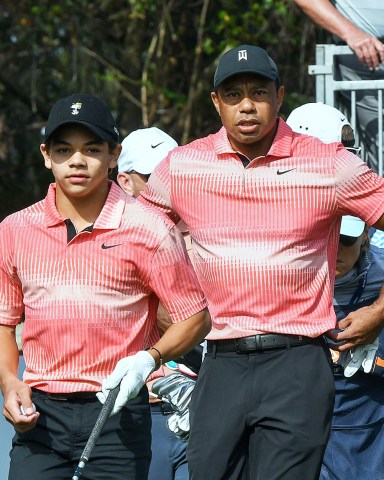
369, 285, 384, 324
294, 0, 362, 42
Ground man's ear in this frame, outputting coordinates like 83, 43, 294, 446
211, 91, 221, 116
40, 144, 52, 170
117, 172, 135, 196
276, 85, 285, 112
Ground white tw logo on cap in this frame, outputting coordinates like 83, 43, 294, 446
238, 50, 248, 61
70, 102, 82, 115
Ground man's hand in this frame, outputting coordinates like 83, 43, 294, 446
341, 338, 379, 377
96, 351, 155, 415
344, 30, 384, 70
327, 304, 384, 351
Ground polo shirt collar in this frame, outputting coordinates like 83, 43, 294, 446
213, 118, 293, 159
45, 181, 126, 230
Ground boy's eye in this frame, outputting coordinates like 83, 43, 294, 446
56, 147, 69, 154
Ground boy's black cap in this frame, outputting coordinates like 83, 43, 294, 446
44, 93, 119, 143
213, 45, 280, 90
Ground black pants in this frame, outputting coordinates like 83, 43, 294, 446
9, 386, 151, 480
187, 338, 335, 480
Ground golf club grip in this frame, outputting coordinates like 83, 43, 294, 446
71, 385, 120, 479
82, 385, 120, 460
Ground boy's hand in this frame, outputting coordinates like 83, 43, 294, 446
2, 378, 39, 432
97, 351, 155, 415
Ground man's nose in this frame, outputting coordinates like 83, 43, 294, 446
239, 96, 256, 112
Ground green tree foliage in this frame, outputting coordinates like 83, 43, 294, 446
0, 0, 325, 218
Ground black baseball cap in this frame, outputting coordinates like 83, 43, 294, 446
44, 93, 119, 143
213, 45, 280, 90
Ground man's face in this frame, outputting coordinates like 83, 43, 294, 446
211, 73, 284, 160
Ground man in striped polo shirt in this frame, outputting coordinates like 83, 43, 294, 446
0, 93, 210, 480
139, 45, 384, 479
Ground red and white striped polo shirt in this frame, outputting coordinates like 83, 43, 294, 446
0, 182, 206, 393
140, 119, 384, 340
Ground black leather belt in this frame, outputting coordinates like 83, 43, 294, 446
207, 334, 316, 354
32, 388, 97, 401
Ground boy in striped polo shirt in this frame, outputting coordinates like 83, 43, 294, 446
0, 93, 210, 480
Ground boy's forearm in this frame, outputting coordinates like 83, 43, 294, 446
0, 325, 21, 394
149, 308, 211, 365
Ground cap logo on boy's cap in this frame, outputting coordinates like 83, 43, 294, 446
213, 44, 280, 90
44, 93, 119, 143
71, 102, 82, 115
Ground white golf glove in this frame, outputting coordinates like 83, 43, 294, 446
342, 338, 379, 378
167, 409, 190, 443
96, 351, 155, 415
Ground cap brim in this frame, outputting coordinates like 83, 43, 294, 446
214, 69, 277, 90
118, 156, 162, 175
340, 216, 365, 237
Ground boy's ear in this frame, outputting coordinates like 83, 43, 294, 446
109, 143, 121, 170
117, 172, 135, 196
40, 144, 52, 170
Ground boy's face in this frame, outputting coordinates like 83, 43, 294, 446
40, 124, 120, 201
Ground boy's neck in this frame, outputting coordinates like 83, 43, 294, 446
54, 182, 110, 230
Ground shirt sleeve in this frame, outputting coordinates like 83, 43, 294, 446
139, 153, 181, 225
148, 225, 207, 323
335, 147, 384, 225
0, 221, 24, 325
